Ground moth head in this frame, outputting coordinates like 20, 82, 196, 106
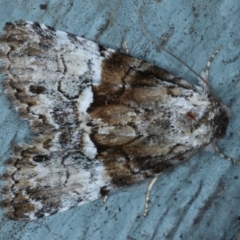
211, 102, 236, 164
212, 103, 230, 140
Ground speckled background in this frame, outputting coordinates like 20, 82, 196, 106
0, 1, 240, 239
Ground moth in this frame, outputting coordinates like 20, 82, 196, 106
0, 20, 230, 220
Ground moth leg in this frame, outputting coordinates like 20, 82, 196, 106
103, 195, 108, 205
144, 173, 161, 216
122, 41, 129, 54
101, 186, 110, 206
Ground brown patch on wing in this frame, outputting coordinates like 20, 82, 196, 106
87, 51, 193, 187
186, 111, 197, 120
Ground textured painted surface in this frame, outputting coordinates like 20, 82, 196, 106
0, 0, 240, 239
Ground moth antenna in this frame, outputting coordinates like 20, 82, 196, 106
200, 45, 223, 93
139, 8, 222, 101
204, 45, 224, 82
212, 141, 240, 164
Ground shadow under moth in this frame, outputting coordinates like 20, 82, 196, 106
0, 21, 231, 220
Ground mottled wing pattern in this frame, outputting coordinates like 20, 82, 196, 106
0, 21, 229, 220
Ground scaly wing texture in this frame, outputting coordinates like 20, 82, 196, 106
0, 21, 228, 220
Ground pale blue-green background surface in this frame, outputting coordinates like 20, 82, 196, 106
0, 1, 240, 240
